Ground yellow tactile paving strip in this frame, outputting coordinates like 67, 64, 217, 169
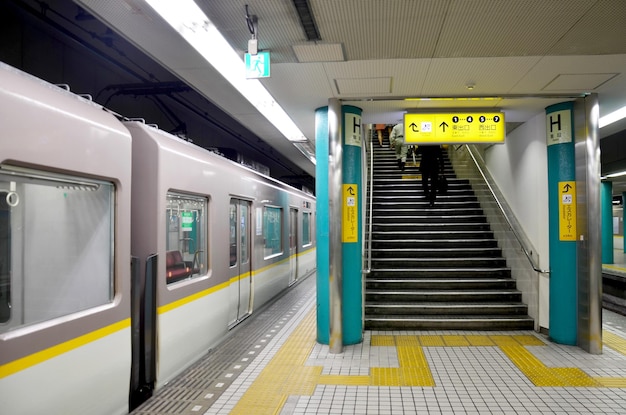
596, 330, 626, 387
230, 310, 626, 414
229, 309, 320, 415
604, 329, 626, 357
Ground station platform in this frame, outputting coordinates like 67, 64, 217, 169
604, 249, 626, 275
133, 274, 626, 415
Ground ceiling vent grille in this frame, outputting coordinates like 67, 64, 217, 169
292, 0, 321, 41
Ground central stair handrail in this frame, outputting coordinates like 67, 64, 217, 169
364, 132, 374, 275
463, 145, 549, 275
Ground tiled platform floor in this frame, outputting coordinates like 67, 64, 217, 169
135, 272, 626, 415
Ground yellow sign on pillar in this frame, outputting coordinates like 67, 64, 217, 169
342, 184, 358, 243
559, 181, 577, 241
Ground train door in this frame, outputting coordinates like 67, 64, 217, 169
288, 208, 298, 285
228, 198, 252, 327
0, 190, 12, 324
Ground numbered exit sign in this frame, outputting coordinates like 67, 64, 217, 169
404, 112, 505, 144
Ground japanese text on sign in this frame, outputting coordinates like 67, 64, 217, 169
342, 184, 358, 243
404, 112, 505, 144
558, 181, 577, 241
546, 109, 572, 146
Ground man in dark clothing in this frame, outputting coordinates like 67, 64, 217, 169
416, 145, 445, 207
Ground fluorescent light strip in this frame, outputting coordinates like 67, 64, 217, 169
145, 0, 311, 149
603, 170, 626, 179
599, 105, 626, 129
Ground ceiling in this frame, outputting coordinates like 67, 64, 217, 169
3, 0, 626, 194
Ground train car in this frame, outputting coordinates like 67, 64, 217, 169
0, 62, 133, 414
0, 62, 316, 414
126, 121, 316, 404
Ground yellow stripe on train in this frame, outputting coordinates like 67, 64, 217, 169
0, 318, 130, 379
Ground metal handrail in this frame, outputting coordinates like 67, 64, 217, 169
465, 145, 549, 274
364, 134, 374, 275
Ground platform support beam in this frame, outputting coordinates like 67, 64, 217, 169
574, 94, 602, 354
546, 95, 602, 354
601, 181, 613, 264
315, 101, 363, 351
546, 101, 578, 346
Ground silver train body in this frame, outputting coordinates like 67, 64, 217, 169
0, 62, 316, 415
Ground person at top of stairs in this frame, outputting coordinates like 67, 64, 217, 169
416, 144, 445, 207
390, 123, 408, 171
375, 123, 386, 147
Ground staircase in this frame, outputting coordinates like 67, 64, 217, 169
365, 138, 534, 330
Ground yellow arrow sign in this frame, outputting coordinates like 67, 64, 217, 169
342, 184, 358, 243
404, 112, 505, 144
558, 181, 577, 241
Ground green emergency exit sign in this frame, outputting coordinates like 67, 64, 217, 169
245, 51, 271, 78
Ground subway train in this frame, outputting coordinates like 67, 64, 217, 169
0, 62, 316, 415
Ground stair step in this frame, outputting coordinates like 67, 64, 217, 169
372, 214, 487, 223
372, 224, 491, 232
370, 267, 511, 278
372, 231, 494, 240
370, 257, 507, 267
373, 208, 485, 216
371, 247, 503, 258
371, 239, 499, 249
373, 200, 481, 206
372, 196, 478, 203
366, 278, 516, 289
366, 290, 522, 302
364, 315, 535, 330
365, 302, 529, 315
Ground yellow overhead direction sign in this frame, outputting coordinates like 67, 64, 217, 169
404, 112, 505, 144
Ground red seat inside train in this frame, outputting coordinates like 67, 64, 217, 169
166, 250, 198, 282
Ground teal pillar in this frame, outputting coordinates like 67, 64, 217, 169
315, 107, 330, 344
623, 192, 626, 254
601, 181, 613, 264
342, 105, 363, 345
315, 105, 363, 346
546, 102, 577, 345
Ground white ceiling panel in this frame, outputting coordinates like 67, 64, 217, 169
293, 43, 345, 62
542, 73, 619, 92
548, 0, 626, 55
422, 57, 542, 95
312, 0, 449, 60
434, 0, 595, 58
335, 77, 392, 95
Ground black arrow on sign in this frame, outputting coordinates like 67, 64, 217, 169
347, 186, 355, 195
439, 121, 449, 132
409, 122, 419, 132
563, 184, 572, 192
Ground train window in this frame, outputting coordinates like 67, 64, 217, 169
229, 199, 250, 267
0, 165, 114, 332
302, 212, 312, 246
229, 201, 237, 266
263, 206, 282, 258
166, 192, 207, 284
240, 203, 249, 264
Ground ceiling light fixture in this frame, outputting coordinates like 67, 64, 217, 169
144, 0, 313, 162
602, 170, 626, 179
599, 105, 626, 128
